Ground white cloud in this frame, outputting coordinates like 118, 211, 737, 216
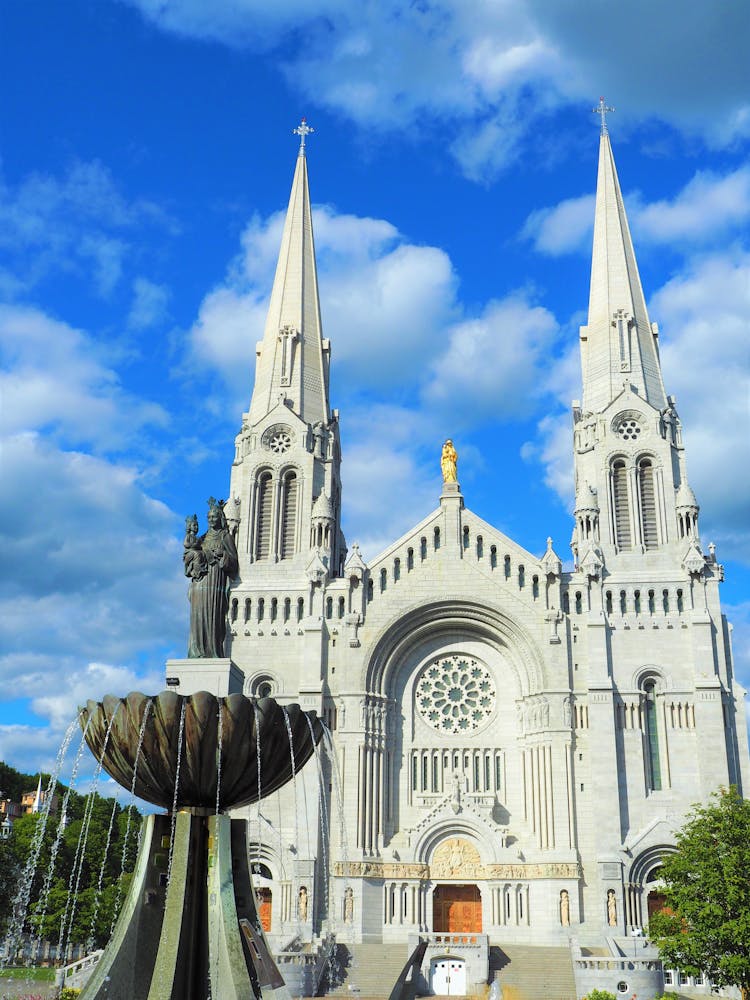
0, 305, 168, 451
635, 166, 750, 244
652, 250, 750, 554
0, 161, 170, 296
124, 0, 750, 178
525, 166, 750, 258
128, 277, 170, 330
521, 194, 594, 256
425, 295, 559, 419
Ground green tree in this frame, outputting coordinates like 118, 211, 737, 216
649, 786, 750, 1000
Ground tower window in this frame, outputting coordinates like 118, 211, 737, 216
297, 597, 304, 622
638, 459, 658, 549
279, 471, 298, 559
338, 596, 345, 619
611, 459, 632, 550
643, 679, 662, 791
283, 597, 291, 622
433, 526, 440, 550
255, 472, 273, 559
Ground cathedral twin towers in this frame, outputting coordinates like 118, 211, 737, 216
177, 117, 749, 958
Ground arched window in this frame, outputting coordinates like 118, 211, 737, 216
326, 596, 333, 619
433, 526, 440, 550
462, 526, 470, 550
270, 597, 278, 622
476, 535, 483, 559
393, 558, 401, 582
338, 596, 345, 619
643, 679, 662, 791
283, 597, 291, 622
296, 597, 304, 622
612, 459, 632, 550
407, 548, 414, 571
279, 471, 298, 559
255, 472, 273, 559
638, 459, 658, 549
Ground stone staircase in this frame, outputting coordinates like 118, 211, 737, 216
319, 941, 576, 1000
323, 942, 410, 997
490, 945, 576, 1000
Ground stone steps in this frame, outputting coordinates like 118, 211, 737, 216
490, 945, 576, 1000
323, 942, 410, 997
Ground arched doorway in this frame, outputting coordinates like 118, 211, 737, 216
433, 885, 482, 933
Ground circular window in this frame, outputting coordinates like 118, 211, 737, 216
615, 417, 641, 441
617, 983, 629, 995
262, 424, 294, 454
415, 655, 496, 734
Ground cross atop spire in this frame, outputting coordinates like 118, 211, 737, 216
293, 117, 314, 155
592, 97, 615, 135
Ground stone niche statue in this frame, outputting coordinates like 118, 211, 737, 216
441, 439, 458, 483
184, 498, 239, 659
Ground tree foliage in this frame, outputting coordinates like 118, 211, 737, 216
649, 786, 750, 1000
0, 763, 142, 953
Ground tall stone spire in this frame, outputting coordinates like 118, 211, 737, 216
227, 122, 345, 583
580, 109, 667, 414
248, 119, 330, 427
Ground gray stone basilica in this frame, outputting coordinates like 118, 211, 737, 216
169, 116, 750, 976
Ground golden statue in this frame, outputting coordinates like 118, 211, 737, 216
441, 439, 458, 483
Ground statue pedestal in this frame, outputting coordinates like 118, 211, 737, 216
165, 658, 244, 697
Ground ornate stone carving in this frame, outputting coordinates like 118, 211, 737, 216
431, 838, 482, 878
332, 860, 581, 881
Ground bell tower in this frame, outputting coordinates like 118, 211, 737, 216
226, 120, 345, 588
571, 101, 701, 573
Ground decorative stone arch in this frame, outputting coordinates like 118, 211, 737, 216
626, 843, 677, 929
631, 664, 671, 693
244, 671, 282, 698
246, 842, 286, 934
363, 599, 547, 699
414, 817, 497, 869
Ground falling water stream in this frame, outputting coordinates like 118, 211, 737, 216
111, 698, 152, 938
281, 707, 300, 929
58, 704, 122, 963
166, 698, 187, 890
1, 716, 80, 970
252, 701, 263, 871
87, 795, 120, 952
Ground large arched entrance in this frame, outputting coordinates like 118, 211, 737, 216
433, 885, 482, 933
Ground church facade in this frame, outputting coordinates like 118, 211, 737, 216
178, 119, 750, 954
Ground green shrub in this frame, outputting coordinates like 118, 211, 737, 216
583, 991, 617, 1000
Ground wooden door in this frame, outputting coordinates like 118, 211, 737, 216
257, 888, 272, 932
433, 885, 482, 933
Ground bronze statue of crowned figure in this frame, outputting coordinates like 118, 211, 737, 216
184, 496, 239, 659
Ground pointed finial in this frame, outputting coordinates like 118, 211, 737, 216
293, 117, 314, 155
593, 96, 615, 135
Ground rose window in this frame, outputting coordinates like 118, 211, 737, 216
269, 431, 292, 453
415, 656, 496, 734
616, 418, 641, 441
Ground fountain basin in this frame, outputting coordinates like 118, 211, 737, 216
80, 690, 323, 811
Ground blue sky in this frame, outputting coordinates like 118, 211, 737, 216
1, 0, 749, 778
